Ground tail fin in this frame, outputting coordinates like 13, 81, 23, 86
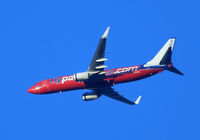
145, 38, 175, 66
145, 38, 183, 75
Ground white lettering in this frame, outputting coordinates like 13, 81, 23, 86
106, 66, 140, 76
122, 68, 128, 72
61, 76, 74, 84
115, 66, 139, 74
116, 68, 122, 73
61, 77, 68, 84
68, 76, 74, 80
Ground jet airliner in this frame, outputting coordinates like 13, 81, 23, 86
28, 27, 183, 105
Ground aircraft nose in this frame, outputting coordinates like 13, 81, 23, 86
27, 86, 39, 94
28, 87, 35, 94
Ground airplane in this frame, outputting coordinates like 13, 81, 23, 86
28, 26, 183, 105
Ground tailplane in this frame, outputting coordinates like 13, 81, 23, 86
145, 38, 183, 75
166, 65, 184, 75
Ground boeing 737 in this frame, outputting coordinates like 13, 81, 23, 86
28, 27, 183, 105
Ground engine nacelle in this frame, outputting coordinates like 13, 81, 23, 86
82, 92, 101, 101
74, 72, 90, 82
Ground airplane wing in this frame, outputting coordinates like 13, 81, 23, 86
88, 27, 110, 74
93, 87, 141, 105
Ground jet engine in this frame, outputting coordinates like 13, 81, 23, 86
74, 72, 90, 82
82, 92, 101, 101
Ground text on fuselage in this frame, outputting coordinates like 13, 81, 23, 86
61, 76, 74, 84
106, 66, 139, 76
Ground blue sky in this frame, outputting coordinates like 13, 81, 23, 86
0, 0, 199, 139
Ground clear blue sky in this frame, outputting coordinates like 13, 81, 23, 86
0, 0, 199, 139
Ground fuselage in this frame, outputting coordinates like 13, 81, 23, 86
28, 65, 165, 94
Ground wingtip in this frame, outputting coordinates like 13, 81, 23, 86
101, 26, 110, 39
170, 37, 176, 40
134, 96, 141, 105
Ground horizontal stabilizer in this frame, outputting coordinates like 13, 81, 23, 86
166, 66, 184, 75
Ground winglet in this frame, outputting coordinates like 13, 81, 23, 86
134, 96, 141, 105
101, 26, 110, 39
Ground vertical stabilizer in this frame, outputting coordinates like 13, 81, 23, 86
145, 38, 175, 66
144, 38, 183, 76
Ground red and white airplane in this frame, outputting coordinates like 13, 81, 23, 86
28, 27, 183, 105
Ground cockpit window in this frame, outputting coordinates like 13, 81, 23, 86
36, 85, 41, 88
